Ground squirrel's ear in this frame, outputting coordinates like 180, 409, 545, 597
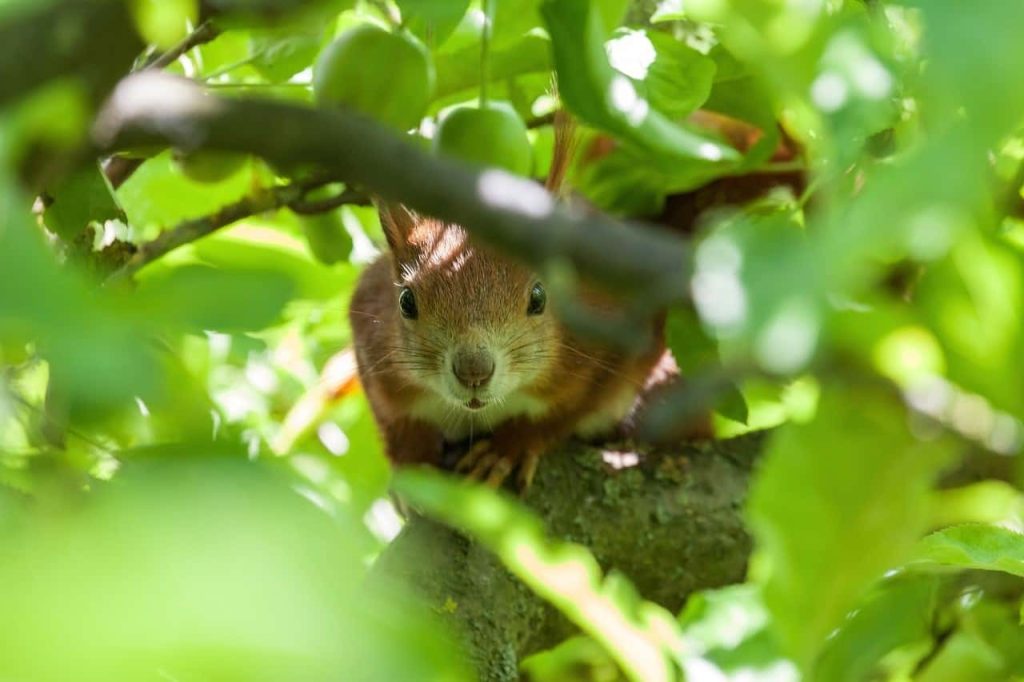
377, 201, 418, 255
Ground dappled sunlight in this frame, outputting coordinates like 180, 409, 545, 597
608, 75, 650, 127
754, 299, 820, 375
905, 376, 1023, 455
476, 169, 555, 219
606, 30, 657, 80
692, 233, 747, 334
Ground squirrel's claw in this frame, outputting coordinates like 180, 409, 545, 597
455, 439, 540, 493
455, 439, 493, 473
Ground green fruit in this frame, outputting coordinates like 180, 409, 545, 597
300, 211, 352, 265
313, 25, 434, 131
433, 102, 533, 175
172, 150, 247, 184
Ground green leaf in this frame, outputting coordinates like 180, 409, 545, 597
117, 151, 253, 231
43, 162, 123, 240
540, 0, 738, 170
0, 173, 161, 417
665, 306, 748, 424
916, 599, 1024, 682
250, 25, 326, 83
136, 264, 296, 332
130, 0, 198, 49
187, 224, 357, 300
434, 33, 550, 100
299, 210, 353, 265
748, 383, 955, 669
678, 584, 797, 681
908, 524, 1024, 578
606, 29, 715, 120
397, 0, 469, 47
813, 574, 939, 682
704, 72, 780, 170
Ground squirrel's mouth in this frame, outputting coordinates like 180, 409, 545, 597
465, 398, 487, 410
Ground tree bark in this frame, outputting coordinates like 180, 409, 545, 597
373, 433, 762, 681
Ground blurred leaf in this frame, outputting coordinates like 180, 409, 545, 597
137, 264, 296, 332
678, 584, 797, 681
0, 454, 470, 682
130, 0, 198, 48
908, 524, 1024, 578
813, 574, 939, 682
394, 469, 681, 682
665, 307, 747, 424
917, 599, 1024, 682
250, 24, 325, 83
187, 223, 358, 300
300, 210, 353, 264
915, 233, 1024, 416
434, 33, 550, 100
0, 175, 162, 418
704, 70, 779, 170
520, 636, 620, 682
748, 383, 955, 669
397, 0, 470, 47
914, 0, 1024, 142
117, 151, 253, 231
3, 80, 91, 165
541, 0, 738, 171
42, 162, 122, 240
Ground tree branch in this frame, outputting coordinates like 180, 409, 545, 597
106, 173, 362, 282
93, 73, 692, 305
143, 20, 222, 70
373, 435, 760, 681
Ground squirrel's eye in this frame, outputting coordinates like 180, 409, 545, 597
527, 282, 546, 316
399, 286, 418, 320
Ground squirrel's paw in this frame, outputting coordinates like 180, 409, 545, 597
455, 439, 540, 492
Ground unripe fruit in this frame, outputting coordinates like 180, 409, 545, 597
172, 150, 247, 184
313, 25, 434, 132
433, 102, 532, 175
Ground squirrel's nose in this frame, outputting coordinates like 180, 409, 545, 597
452, 348, 495, 389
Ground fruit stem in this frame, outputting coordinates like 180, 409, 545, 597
480, 0, 496, 107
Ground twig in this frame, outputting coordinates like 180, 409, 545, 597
525, 111, 556, 129
106, 174, 341, 283
288, 187, 370, 215
143, 20, 221, 70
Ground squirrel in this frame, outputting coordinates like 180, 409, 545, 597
348, 116, 707, 489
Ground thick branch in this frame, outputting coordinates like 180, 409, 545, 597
373, 435, 760, 681
93, 73, 691, 304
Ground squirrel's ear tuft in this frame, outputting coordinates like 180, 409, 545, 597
376, 201, 418, 255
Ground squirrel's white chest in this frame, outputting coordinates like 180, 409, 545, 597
409, 391, 551, 441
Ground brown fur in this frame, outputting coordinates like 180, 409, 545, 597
349, 207, 667, 468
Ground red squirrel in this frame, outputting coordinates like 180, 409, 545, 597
348, 119, 700, 488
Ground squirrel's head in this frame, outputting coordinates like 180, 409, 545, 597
378, 203, 562, 412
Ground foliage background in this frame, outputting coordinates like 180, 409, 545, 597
1, 0, 1023, 680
